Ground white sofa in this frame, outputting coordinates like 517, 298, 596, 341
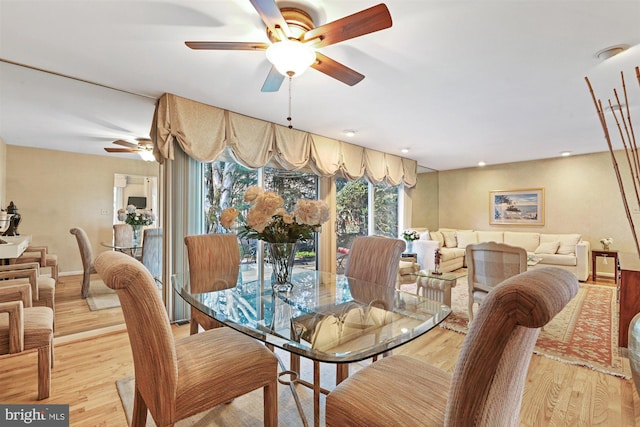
412, 228, 590, 281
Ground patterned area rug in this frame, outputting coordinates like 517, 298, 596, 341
403, 274, 631, 378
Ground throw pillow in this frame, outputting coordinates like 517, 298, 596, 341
456, 231, 478, 248
419, 230, 430, 240
535, 241, 560, 254
441, 230, 457, 248
430, 231, 445, 248
557, 234, 582, 255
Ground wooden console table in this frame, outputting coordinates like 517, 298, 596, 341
592, 249, 618, 281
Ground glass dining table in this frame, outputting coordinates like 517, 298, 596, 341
173, 267, 451, 426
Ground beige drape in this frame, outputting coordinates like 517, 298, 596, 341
151, 93, 417, 187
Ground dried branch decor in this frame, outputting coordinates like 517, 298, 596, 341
585, 66, 640, 254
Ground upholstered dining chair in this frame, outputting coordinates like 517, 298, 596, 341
344, 235, 406, 289
184, 234, 240, 334
325, 267, 578, 427
113, 223, 134, 247
466, 241, 528, 322
141, 228, 162, 285
0, 262, 56, 315
94, 251, 278, 427
69, 227, 97, 298
629, 312, 640, 394
0, 282, 54, 400
11, 245, 59, 282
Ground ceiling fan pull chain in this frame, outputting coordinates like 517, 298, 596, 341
287, 73, 293, 129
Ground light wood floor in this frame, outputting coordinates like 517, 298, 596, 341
0, 273, 638, 426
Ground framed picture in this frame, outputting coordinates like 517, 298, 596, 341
489, 188, 544, 226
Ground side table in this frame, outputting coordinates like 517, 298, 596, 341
592, 249, 618, 282
415, 270, 467, 307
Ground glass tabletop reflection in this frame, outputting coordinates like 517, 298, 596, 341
172, 267, 451, 364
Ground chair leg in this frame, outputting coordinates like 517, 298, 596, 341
190, 319, 199, 335
81, 271, 91, 299
37, 345, 51, 400
263, 380, 278, 427
468, 299, 474, 322
132, 386, 149, 427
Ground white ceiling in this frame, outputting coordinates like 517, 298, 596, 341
1, 0, 639, 171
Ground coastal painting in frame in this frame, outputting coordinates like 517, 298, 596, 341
490, 188, 544, 225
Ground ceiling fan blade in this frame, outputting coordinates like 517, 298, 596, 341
185, 41, 269, 51
112, 140, 139, 149
261, 66, 285, 92
249, 0, 291, 40
302, 3, 392, 48
105, 147, 138, 153
312, 52, 365, 86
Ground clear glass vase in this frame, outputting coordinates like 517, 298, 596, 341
131, 224, 143, 246
267, 242, 297, 292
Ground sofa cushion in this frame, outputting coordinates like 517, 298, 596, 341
535, 241, 560, 254
439, 247, 465, 262
529, 253, 577, 266
476, 231, 504, 243
430, 231, 444, 248
504, 232, 540, 252
441, 230, 457, 248
456, 231, 478, 248
541, 234, 581, 255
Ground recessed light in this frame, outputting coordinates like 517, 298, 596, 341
561, 151, 571, 157
595, 44, 629, 61
401, 148, 409, 154
478, 161, 486, 167
343, 130, 356, 137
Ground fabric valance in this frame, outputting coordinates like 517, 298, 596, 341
151, 93, 417, 188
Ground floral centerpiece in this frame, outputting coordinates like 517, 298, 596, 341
220, 186, 330, 291
117, 204, 155, 244
600, 237, 613, 251
402, 229, 420, 252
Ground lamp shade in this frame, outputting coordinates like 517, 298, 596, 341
138, 149, 155, 162
266, 40, 316, 77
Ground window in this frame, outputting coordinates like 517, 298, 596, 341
335, 178, 399, 272
264, 167, 319, 270
203, 160, 258, 264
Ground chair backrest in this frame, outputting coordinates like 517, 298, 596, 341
344, 235, 406, 289
113, 224, 133, 247
142, 228, 163, 281
445, 267, 578, 426
184, 234, 241, 293
466, 242, 528, 293
629, 312, 640, 394
94, 251, 178, 422
69, 227, 94, 271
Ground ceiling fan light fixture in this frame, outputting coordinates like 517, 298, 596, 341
266, 39, 316, 77
138, 149, 155, 162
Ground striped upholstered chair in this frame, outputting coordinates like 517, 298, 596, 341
344, 235, 406, 289
69, 227, 97, 299
466, 241, 528, 322
184, 234, 240, 334
94, 251, 278, 427
0, 282, 54, 400
325, 267, 578, 426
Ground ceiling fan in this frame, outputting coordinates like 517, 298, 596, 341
104, 138, 155, 161
185, 1, 393, 92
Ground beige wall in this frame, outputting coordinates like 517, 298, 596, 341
414, 151, 636, 277
6, 146, 159, 274
0, 138, 6, 206
411, 171, 439, 230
